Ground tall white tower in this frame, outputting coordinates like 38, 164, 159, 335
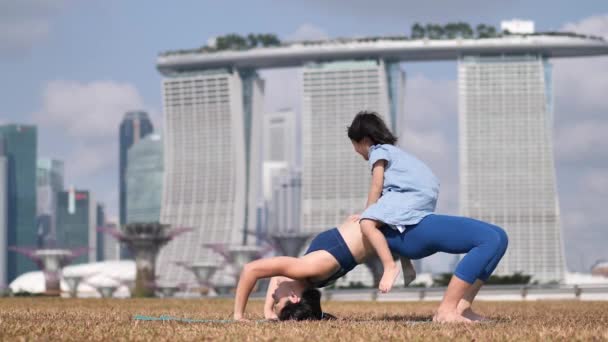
459, 55, 565, 282
157, 69, 264, 284
301, 60, 405, 286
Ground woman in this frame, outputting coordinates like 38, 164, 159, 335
233, 213, 508, 323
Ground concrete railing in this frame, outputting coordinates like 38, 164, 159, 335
322, 284, 608, 302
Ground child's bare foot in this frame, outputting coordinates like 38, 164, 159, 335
433, 310, 474, 324
460, 308, 488, 321
378, 263, 401, 293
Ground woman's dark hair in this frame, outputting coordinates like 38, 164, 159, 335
347, 111, 397, 145
278, 288, 337, 321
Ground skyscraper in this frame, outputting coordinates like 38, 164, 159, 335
119, 111, 153, 259
458, 54, 565, 282
263, 109, 297, 165
36, 159, 64, 248
55, 189, 97, 264
96, 204, 105, 261
126, 134, 163, 223
0, 125, 37, 282
119, 111, 154, 225
157, 69, 264, 284
300, 60, 405, 286
0, 143, 8, 287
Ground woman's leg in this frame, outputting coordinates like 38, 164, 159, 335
383, 214, 508, 323
360, 219, 400, 293
433, 276, 474, 323
457, 279, 486, 321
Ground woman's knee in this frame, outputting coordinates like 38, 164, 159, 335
485, 225, 508, 254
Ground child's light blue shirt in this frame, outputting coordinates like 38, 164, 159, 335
361, 144, 440, 232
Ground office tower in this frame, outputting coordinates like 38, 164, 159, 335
0, 144, 7, 286
102, 222, 119, 261
157, 69, 264, 284
119, 111, 154, 225
55, 188, 97, 264
36, 159, 64, 248
267, 167, 302, 235
126, 134, 163, 223
0, 125, 37, 282
119, 111, 153, 259
300, 60, 405, 286
459, 54, 565, 281
96, 204, 106, 261
263, 109, 297, 165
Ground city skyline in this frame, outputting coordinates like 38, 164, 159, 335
0, 1, 607, 273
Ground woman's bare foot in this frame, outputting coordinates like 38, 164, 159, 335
378, 263, 401, 293
433, 310, 474, 324
460, 308, 488, 321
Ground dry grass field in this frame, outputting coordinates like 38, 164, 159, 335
0, 298, 607, 341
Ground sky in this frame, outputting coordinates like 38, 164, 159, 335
0, 0, 607, 273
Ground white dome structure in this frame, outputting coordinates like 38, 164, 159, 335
9, 260, 136, 298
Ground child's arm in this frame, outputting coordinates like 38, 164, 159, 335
366, 160, 386, 207
263, 276, 281, 319
233, 256, 321, 320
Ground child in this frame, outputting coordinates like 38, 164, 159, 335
348, 111, 440, 293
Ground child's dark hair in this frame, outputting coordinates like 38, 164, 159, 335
278, 288, 337, 321
347, 111, 397, 145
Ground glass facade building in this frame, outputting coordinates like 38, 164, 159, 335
0, 147, 7, 287
157, 68, 263, 285
55, 189, 97, 264
119, 111, 154, 225
96, 204, 105, 261
36, 158, 64, 248
119, 111, 153, 259
300, 60, 405, 286
458, 54, 565, 281
126, 134, 163, 223
0, 125, 37, 282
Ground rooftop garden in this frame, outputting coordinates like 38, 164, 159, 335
160, 22, 605, 56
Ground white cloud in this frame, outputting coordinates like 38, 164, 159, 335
580, 169, 608, 196
555, 121, 608, 162
286, 23, 329, 42
33, 80, 145, 139
562, 14, 608, 37
0, 0, 70, 56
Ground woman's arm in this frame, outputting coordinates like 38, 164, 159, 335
263, 277, 281, 319
366, 160, 386, 207
233, 256, 321, 320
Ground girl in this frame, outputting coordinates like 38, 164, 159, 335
348, 111, 440, 293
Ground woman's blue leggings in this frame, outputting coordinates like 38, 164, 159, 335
382, 214, 509, 284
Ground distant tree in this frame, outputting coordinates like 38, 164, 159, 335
258, 34, 281, 47
458, 22, 474, 38
425, 24, 444, 39
215, 33, 248, 50
444, 23, 459, 39
411, 23, 426, 39
247, 33, 259, 47
476, 24, 498, 38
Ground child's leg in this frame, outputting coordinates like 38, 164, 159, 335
360, 219, 400, 293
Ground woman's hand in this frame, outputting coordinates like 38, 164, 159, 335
264, 312, 279, 320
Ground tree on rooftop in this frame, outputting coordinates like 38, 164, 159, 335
411, 23, 425, 39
